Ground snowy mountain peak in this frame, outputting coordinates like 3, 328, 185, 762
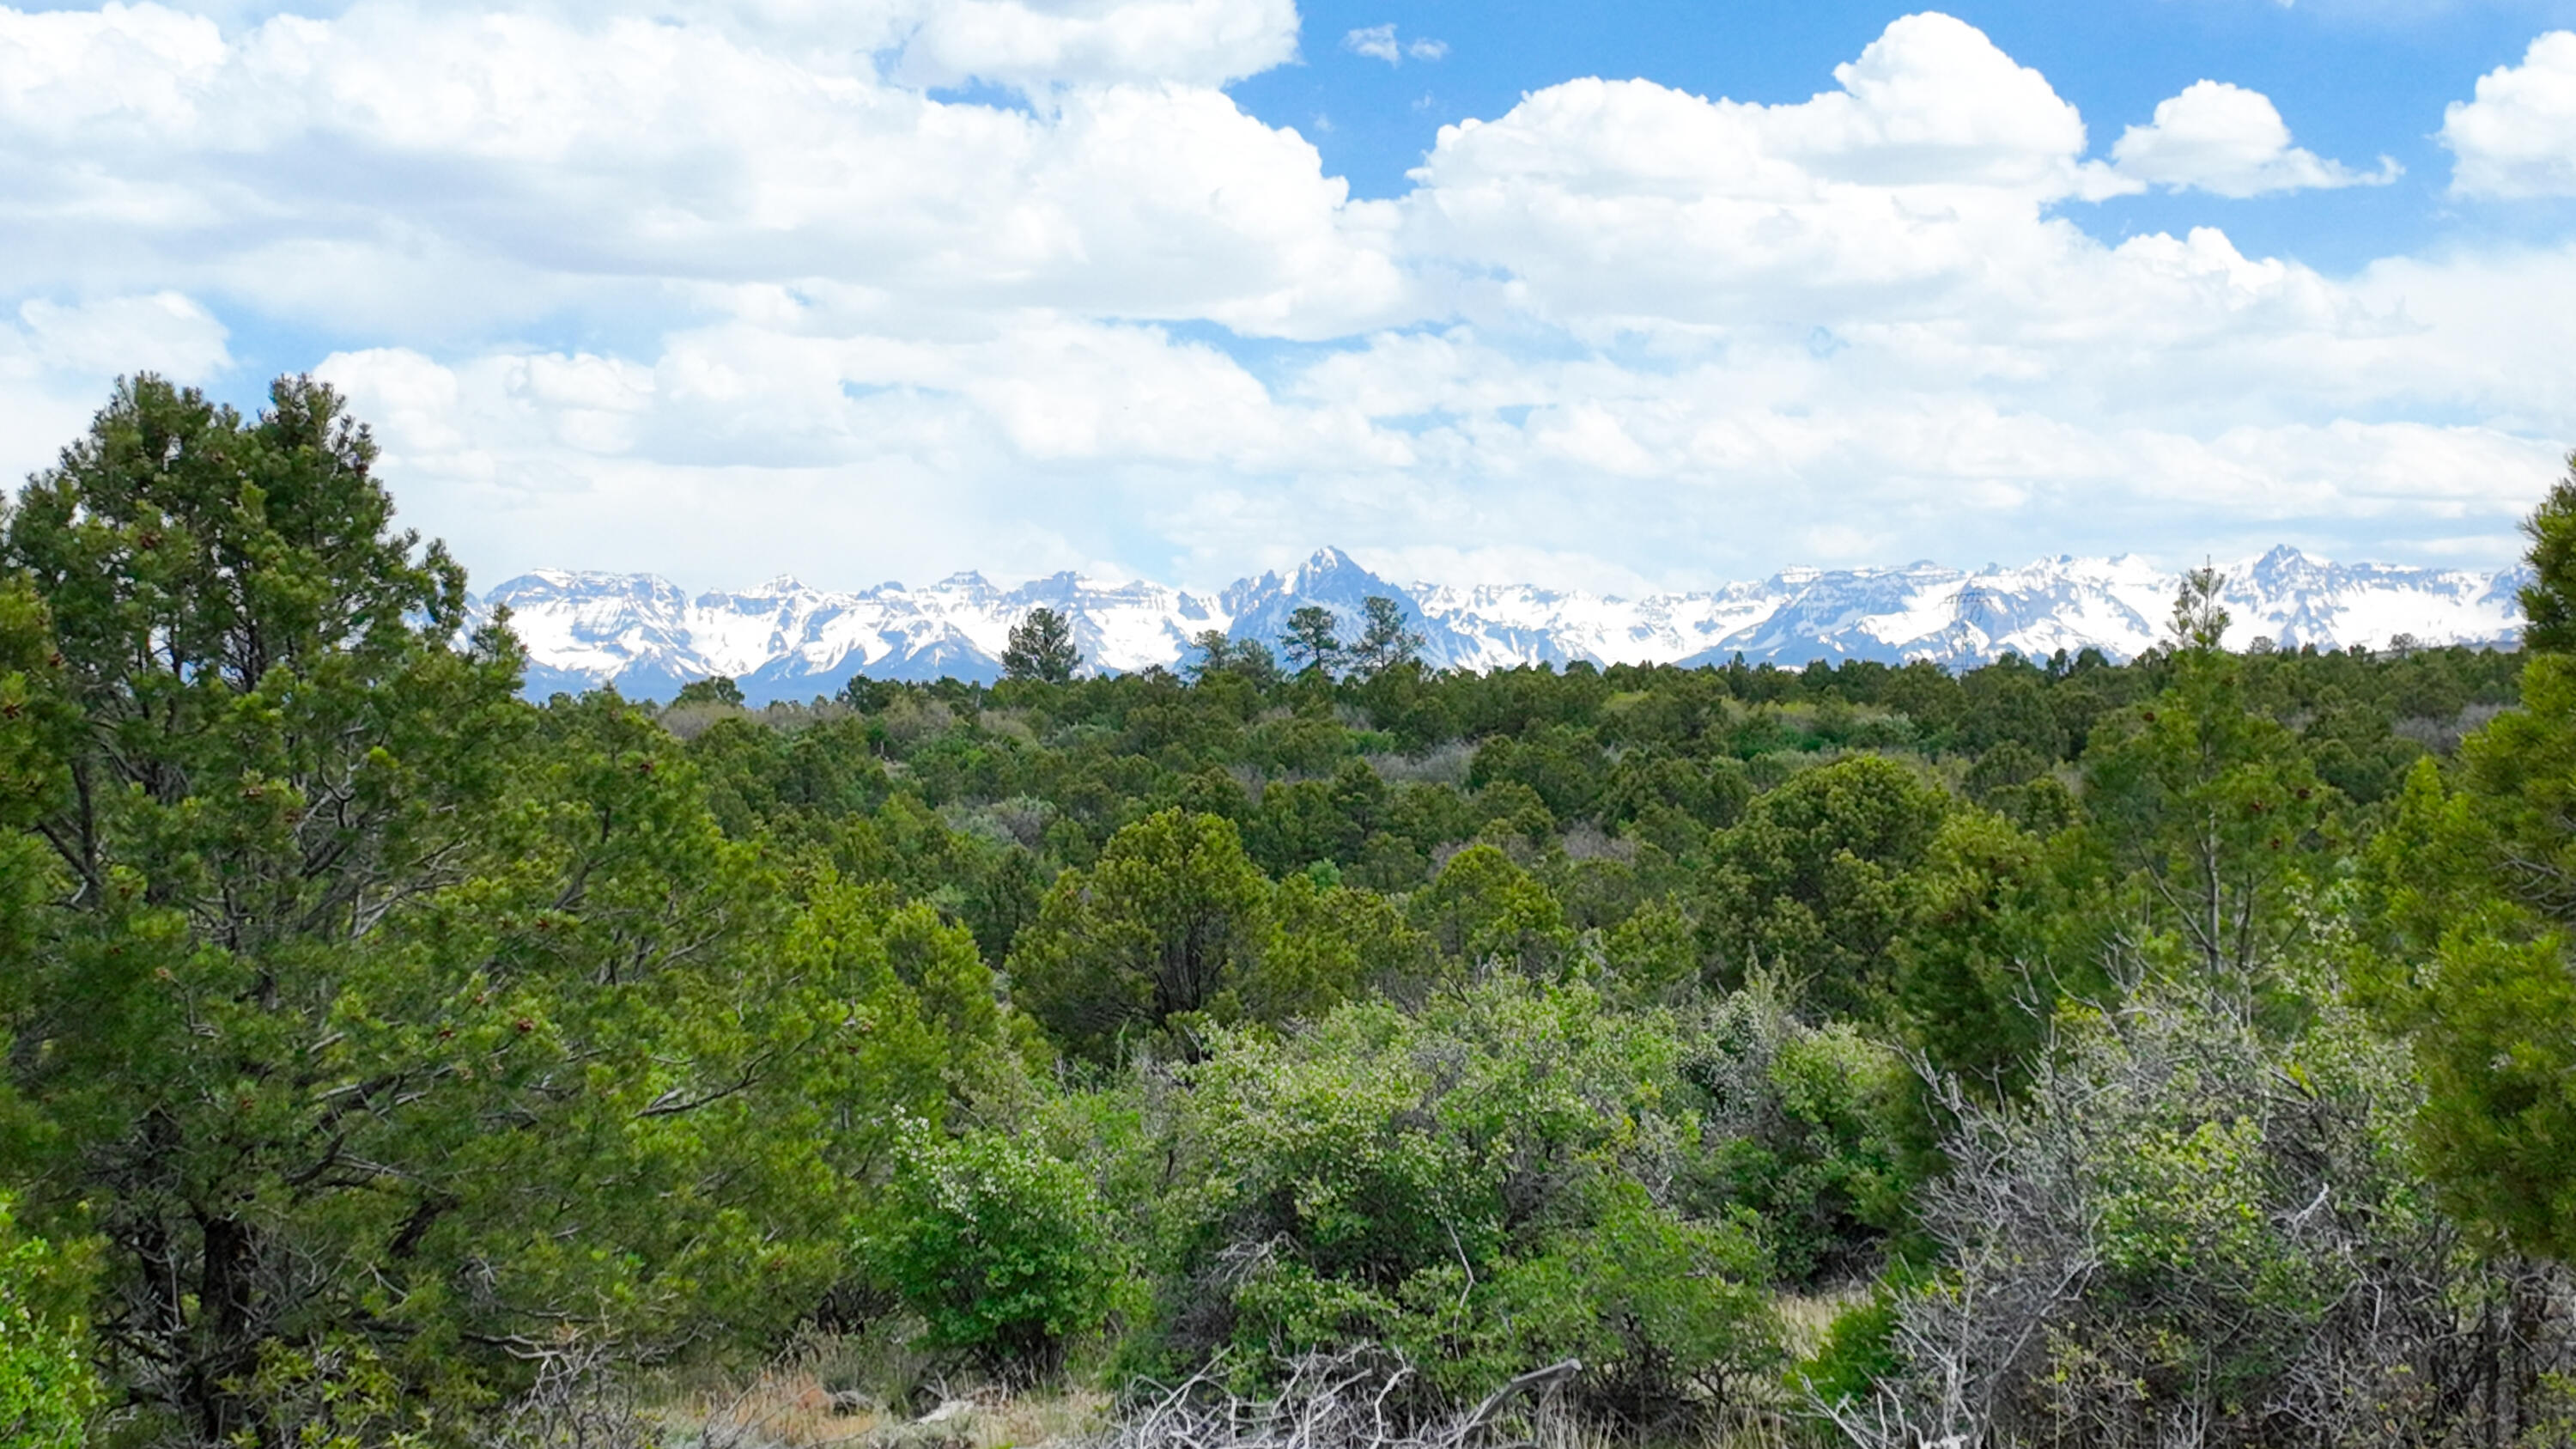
472, 546, 2531, 704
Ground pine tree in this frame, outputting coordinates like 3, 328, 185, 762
1281, 604, 1344, 675
1350, 595, 1425, 676
1184, 628, 1234, 681
2518, 452, 2576, 654
1004, 606, 1081, 683
2169, 563, 2232, 651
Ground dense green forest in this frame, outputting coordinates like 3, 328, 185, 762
8, 374, 2576, 1449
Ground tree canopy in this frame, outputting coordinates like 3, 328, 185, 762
1005, 606, 1083, 683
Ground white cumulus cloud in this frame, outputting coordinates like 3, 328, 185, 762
2113, 81, 2397, 198
0, 3, 1409, 342
1399, 14, 2139, 331
2443, 31, 2576, 198
0, 5, 2567, 592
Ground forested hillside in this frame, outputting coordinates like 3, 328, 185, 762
8, 376, 2576, 1449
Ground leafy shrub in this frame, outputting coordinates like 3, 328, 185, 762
861, 1125, 1123, 1377
1838, 980, 2505, 1449
1679, 984, 1911, 1284
1145, 981, 1782, 1421
1702, 756, 1951, 1018
1009, 809, 1272, 1062
1475, 1181, 1777, 1428
0, 1196, 94, 1449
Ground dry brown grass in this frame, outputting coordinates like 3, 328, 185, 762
1770, 1288, 1868, 1362
656, 1336, 1109, 1449
651, 1330, 1834, 1449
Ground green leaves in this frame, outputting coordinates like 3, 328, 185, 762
1701, 755, 1950, 1019
1003, 607, 1083, 685
1411, 843, 1572, 980
2359, 659, 2576, 1261
2518, 453, 2576, 655
2081, 649, 2343, 981
0, 377, 1038, 1440
1009, 809, 1271, 1062
861, 1125, 1122, 1373
1144, 980, 1782, 1420
0, 1197, 94, 1449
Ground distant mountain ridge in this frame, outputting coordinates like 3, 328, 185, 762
474, 546, 2530, 704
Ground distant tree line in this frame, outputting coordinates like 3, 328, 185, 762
1002, 593, 1426, 686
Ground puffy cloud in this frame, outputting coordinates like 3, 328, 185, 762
2443, 31, 2576, 198
178, 0, 1302, 88
1772, 12, 2110, 192
0, 2, 1402, 340
0, 4, 2567, 591
0, 289, 235, 492
2112, 81, 2397, 198
1398, 15, 2148, 332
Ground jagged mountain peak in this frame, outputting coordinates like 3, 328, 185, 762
470, 547, 2529, 703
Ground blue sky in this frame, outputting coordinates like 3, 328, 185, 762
1245, 0, 2576, 262
3, 0, 2574, 595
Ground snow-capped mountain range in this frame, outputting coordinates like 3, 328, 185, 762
476, 547, 2530, 704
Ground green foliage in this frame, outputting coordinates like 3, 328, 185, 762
1253, 873, 1431, 1020
862, 1126, 1122, 1375
1009, 809, 1272, 1061
2170, 564, 2233, 650
1891, 810, 2072, 1095
1281, 605, 1344, 676
1350, 595, 1425, 677
2082, 649, 2342, 979
1703, 756, 1952, 1018
1410, 843, 1573, 978
1796, 1285, 1901, 1408
1145, 981, 1782, 1418
1472, 1180, 1777, 1424
1865, 981, 2476, 1449
6, 373, 2561, 1447
2519, 453, 2576, 654
2361, 660, 2576, 1260
673, 673, 746, 708
0, 377, 1028, 1442
1005, 606, 1083, 684
0, 1196, 94, 1449
1679, 985, 1910, 1283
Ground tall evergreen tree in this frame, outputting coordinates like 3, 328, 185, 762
1281, 604, 1343, 675
2519, 452, 2576, 654
2362, 467, 2576, 1261
1183, 628, 1235, 681
1350, 594, 1425, 676
0, 377, 1013, 1440
2168, 563, 2232, 651
1004, 606, 1081, 683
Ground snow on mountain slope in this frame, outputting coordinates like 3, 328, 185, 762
472, 546, 2529, 703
